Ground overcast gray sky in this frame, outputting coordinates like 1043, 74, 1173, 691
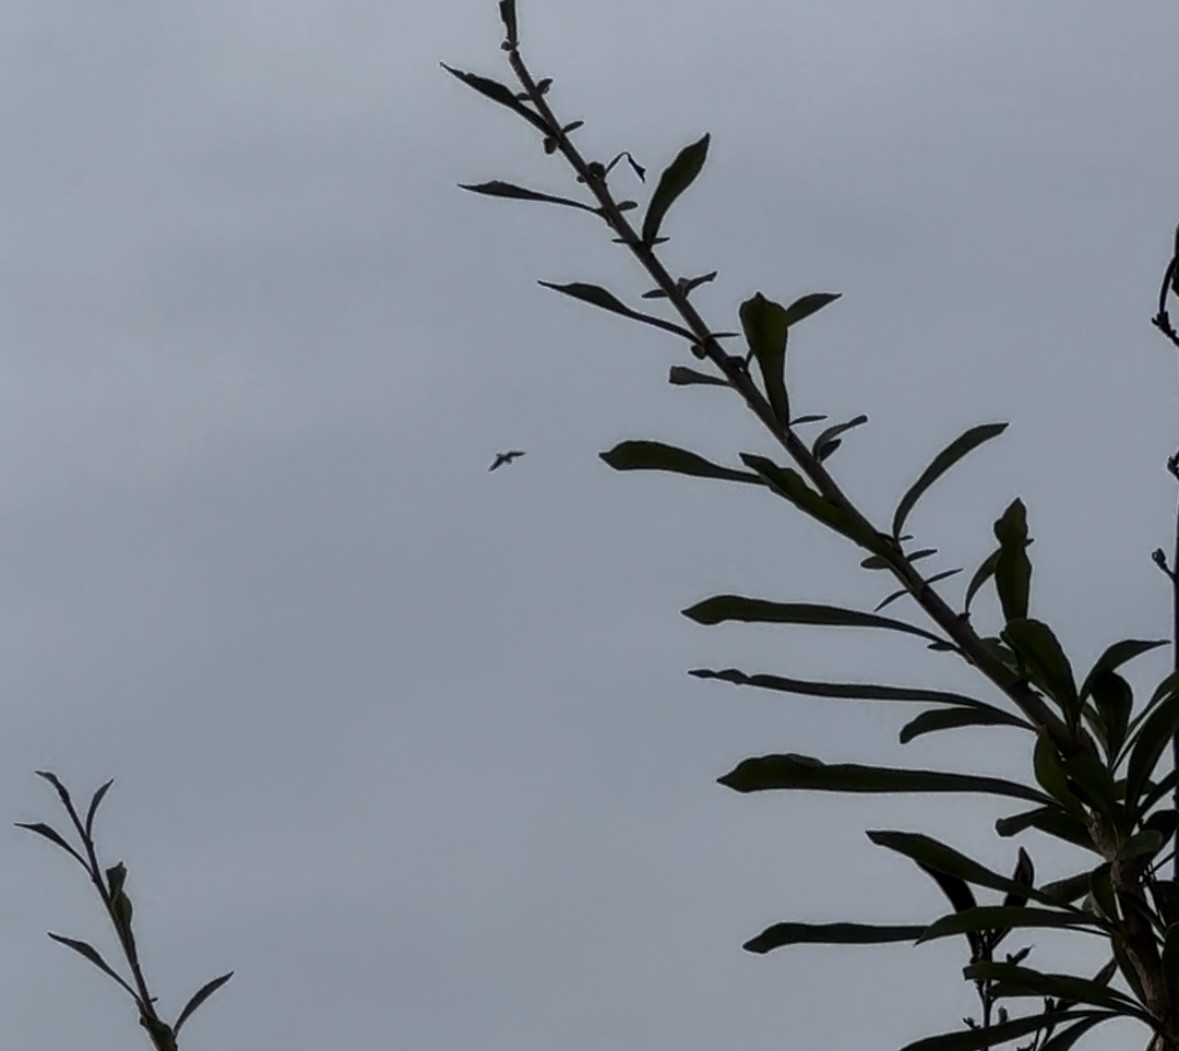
2, 2, 1178, 1049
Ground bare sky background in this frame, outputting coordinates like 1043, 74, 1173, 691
2, 2, 1178, 1049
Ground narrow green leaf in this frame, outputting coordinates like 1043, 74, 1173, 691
722, 757, 1047, 803
994, 805, 1095, 852
15, 822, 86, 868
1037, 1014, 1115, 1051
1087, 670, 1133, 764
813, 414, 868, 462
600, 441, 761, 484
875, 569, 962, 613
891, 423, 1008, 538
963, 548, 1001, 615
683, 594, 947, 646
899, 706, 1030, 744
36, 770, 74, 811
739, 293, 789, 425
458, 180, 596, 212
84, 779, 115, 838
47, 933, 138, 1000
790, 413, 828, 426
1118, 829, 1164, 860
743, 921, 923, 954
440, 64, 551, 135
641, 133, 710, 247
1002, 847, 1034, 910
899, 1010, 1099, 1051
1033, 732, 1086, 817
688, 666, 1001, 710
668, 365, 728, 387
538, 281, 695, 340
1125, 684, 1179, 812
1087, 864, 1117, 922
781, 291, 842, 327
963, 961, 1143, 1014
1039, 870, 1096, 905
174, 971, 234, 1035
1080, 639, 1167, 699
868, 831, 1062, 904
1003, 619, 1078, 716
994, 498, 1032, 622
918, 907, 1104, 944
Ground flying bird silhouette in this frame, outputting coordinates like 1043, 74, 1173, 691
489, 450, 525, 471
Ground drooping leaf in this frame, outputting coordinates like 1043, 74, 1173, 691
688, 667, 1001, 710
721, 756, 1047, 803
994, 498, 1032, 622
174, 971, 235, 1035
875, 569, 963, 613
600, 441, 761, 484
891, 423, 1008, 539
813, 414, 868, 462
739, 293, 789, 426
47, 933, 138, 999
963, 961, 1144, 1015
899, 1010, 1101, 1051
899, 706, 1030, 744
915, 863, 977, 914
867, 831, 1061, 905
440, 64, 551, 135
1032, 732, 1086, 817
537, 281, 694, 339
743, 921, 924, 954
459, 180, 596, 212
15, 822, 86, 868
84, 779, 115, 838
1002, 619, 1078, 717
781, 292, 842, 327
917, 907, 1104, 945
668, 365, 729, 387
641, 133, 710, 247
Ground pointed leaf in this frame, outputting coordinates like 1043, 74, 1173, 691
84, 779, 115, 838
688, 666, 1002, 710
1087, 670, 1133, 764
440, 64, 551, 135
174, 971, 234, 1035
1039, 870, 1096, 905
1037, 1014, 1114, 1051
963, 961, 1143, 1015
918, 907, 1104, 944
600, 441, 761, 484
899, 706, 1030, 744
781, 292, 842, 327
899, 1010, 1100, 1051
641, 133, 709, 247
1032, 732, 1086, 817
743, 922, 923, 953
1126, 682, 1179, 812
721, 756, 1046, 803
682, 595, 947, 646
875, 569, 962, 613
537, 281, 694, 339
995, 806, 1095, 852
963, 548, 1001, 615
789, 413, 828, 426
1002, 847, 1035, 909
892, 423, 1008, 538
994, 499, 1032, 622
36, 770, 74, 811
1080, 639, 1167, 699
867, 831, 1063, 905
739, 293, 789, 425
458, 180, 596, 212
668, 365, 729, 387
47, 933, 138, 999
813, 414, 868, 461
1003, 619, 1078, 715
